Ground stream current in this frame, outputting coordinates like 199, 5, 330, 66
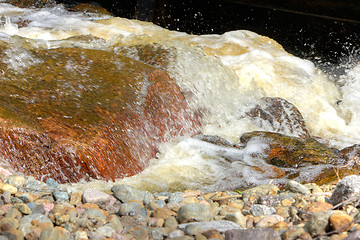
0, 2, 359, 192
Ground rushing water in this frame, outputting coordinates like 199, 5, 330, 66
0, 2, 359, 192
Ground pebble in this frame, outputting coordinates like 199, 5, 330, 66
3, 173, 360, 239
330, 175, 360, 206
82, 188, 110, 204
329, 211, 354, 232
250, 204, 277, 216
177, 203, 213, 223
225, 228, 281, 240
285, 180, 311, 195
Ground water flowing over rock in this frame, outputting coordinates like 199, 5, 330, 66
0, 45, 201, 183
246, 97, 310, 139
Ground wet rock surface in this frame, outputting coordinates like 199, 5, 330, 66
0, 45, 201, 183
1, 174, 360, 239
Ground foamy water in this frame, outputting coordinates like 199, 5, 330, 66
0, 3, 359, 191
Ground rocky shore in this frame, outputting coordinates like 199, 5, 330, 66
2, 173, 360, 240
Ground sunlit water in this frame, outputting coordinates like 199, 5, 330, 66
0, 3, 359, 192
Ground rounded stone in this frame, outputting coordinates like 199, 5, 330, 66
39, 226, 70, 240
45, 178, 59, 188
149, 228, 166, 240
164, 216, 178, 229
285, 180, 311, 195
329, 211, 354, 232
153, 207, 176, 219
0, 183, 18, 194
96, 224, 115, 238
19, 213, 53, 236
53, 190, 69, 202
255, 215, 284, 228
82, 188, 110, 204
177, 203, 214, 223
225, 212, 246, 228
6, 175, 26, 188
250, 204, 277, 216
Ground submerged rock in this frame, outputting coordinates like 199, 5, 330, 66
246, 97, 310, 139
0, 46, 201, 183
240, 131, 341, 167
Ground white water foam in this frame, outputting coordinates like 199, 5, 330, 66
1, 3, 359, 191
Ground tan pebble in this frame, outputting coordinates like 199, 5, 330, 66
195, 233, 207, 240
203, 229, 223, 240
330, 211, 354, 232
355, 224, 360, 231
156, 218, 165, 227
81, 203, 100, 210
302, 201, 333, 213
181, 197, 198, 204
255, 215, 284, 228
183, 190, 202, 198
214, 215, 225, 221
281, 199, 293, 207
6, 175, 25, 188
0, 218, 20, 230
70, 191, 83, 205
7, 229, 24, 240
271, 221, 289, 230
15, 203, 32, 215
202, 192, 217, 200
153, 207, 176, 219
276, 206, 290, 219
329, 232, 348, 240
198, 200, 210, 206
0, 183, 18, 194
219, 206, 241, 215
34, 199, 52, 205
228, 201, 244, 210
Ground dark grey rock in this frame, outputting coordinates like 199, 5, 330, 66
250, 204, 276, 216
178, 220, 242, 233
225, 228, 281, 240
330, 175, 360, 206
305, 210, 332, 237
285, 180, 311, 195
177, 203, 214, 223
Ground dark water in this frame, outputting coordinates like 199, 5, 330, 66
62, 0, 359, 77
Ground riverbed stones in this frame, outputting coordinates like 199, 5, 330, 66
82, 188, 110, 204
177, 203, 214, 223
225, 228, 281, 240
330, 175, 360, 206
250, 204, 277, 216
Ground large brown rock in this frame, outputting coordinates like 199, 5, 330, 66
0, 45, 200, 182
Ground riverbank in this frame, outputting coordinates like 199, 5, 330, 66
1, 172, 360, 240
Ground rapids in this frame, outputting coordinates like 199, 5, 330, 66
0, 2, 359, 192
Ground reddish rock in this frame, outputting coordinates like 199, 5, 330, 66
301, 202, 333, 213
329, 211, 354, 232
0, 46, 200, 183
